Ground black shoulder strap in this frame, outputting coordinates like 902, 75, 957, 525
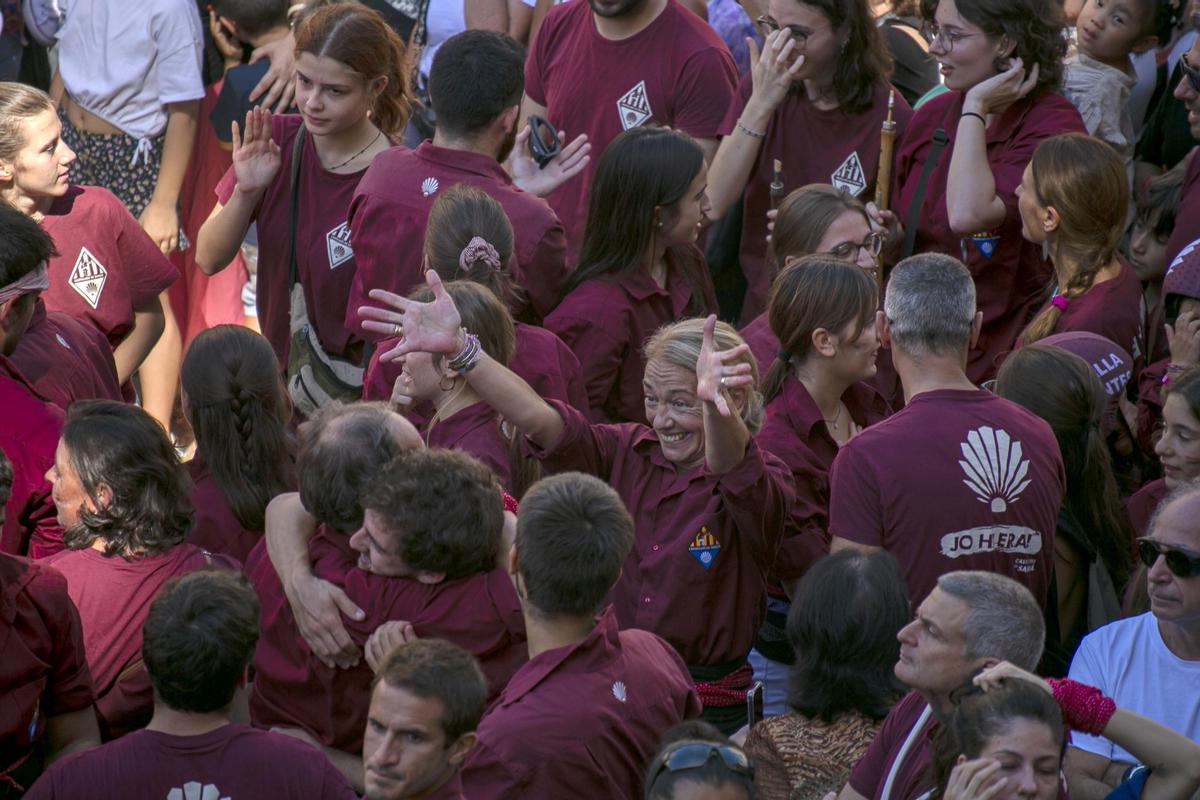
287, 125, 306, 289
900, 125, 949, 261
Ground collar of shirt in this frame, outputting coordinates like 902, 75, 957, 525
496, 605, 623, 707
424, 770, 467, 800
414, 141, 514, 188
0, 354, 50, 401
779, 378, 888, 441
628, 424, 713, 498
619, 250, 694, 316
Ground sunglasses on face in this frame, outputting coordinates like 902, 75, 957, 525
645, 742, 755, 788
1182, 52, 1200, 94
1138, 537, 1200, 578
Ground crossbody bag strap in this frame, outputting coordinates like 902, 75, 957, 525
899, 125, 949, 260
287, 125, 306, 289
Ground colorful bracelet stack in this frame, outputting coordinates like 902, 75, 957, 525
1047, 678, 1117, 735
447, 331, 483, 373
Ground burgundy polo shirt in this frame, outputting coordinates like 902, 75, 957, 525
346, 142, 568, 331
462, 606, 700, 800
421, 401, 514, 493
424, 772, 467, 800
186, 455, 262, 563
544, 245, 717, 423
829, 388, 1063, 606
0, 357, 63, 558
40, 185, 178, 350
363, 322, 588, 412
719, 80, 913, 323
757, 378, 892, 579
0, 553, 93, 793
11, 301, 122, 411
848, 691, 938, 800
525, 0, 737, 250
248, 528, 527, 754
1165, 147, 1200, 266
529, 400, 795, 667
893, 90, 1085, 383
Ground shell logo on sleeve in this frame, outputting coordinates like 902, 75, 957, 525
617, 80, 653, 131
325, 221, 354, 269
612, 681, 628, 702
831, 151, 867, 196
958, 426, 1031, 513
687, 525, 721, 569
421, 177, 439, 197
167, 783, 230, 800
68, 246, 107, 309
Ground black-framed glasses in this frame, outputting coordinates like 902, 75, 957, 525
827, 232, 884, 261
755, 15, 812, 48
1181, 52, 1200, 94
921, 21, 984, 53
1137, 538, 1200, 578
645, 742, 755, 788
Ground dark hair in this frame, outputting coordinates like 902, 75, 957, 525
361, 449, 502, 580
424, 185, 526, 310
786, 550, 909, 721
61, 401, 193, 557
212, 0, 288, 38
932, 679, 1066, 799
181, 326, 294, 532
0, 446, 11, 509
769, 183, 869, 273
142, 570, 260, 713
921, 0, 1066, 92
297, 402, 408, 532
0, 201, 57, 286
644, 739, 755, 800
1162, 367, 1200, 426
1133, 0, 1178, 43
515, 473, 634, 617
566, 127, 708, 315
995, 346, 1133, 588
373, 639, 487, 743
294, 3, 412, 135
762, 256, 878, 404
800, 0, 893, 113
1135, 160, 1186, 241
1020, 135, 1128, 346
429, 30, 525, 137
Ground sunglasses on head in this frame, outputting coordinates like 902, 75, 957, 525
645, 742, 755, 788
1138, 538, 1200, 578
1183, 52, 1200, 94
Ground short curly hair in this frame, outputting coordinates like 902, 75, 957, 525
921, 0, 1067, 92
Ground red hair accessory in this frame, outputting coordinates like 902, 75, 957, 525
1047, 678, 1116, 735
1051, 295, 1069, 311
502, 491, 519, 514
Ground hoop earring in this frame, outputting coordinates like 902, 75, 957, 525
439, 373, 457, 392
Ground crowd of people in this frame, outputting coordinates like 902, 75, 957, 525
2, 0, 1200, 797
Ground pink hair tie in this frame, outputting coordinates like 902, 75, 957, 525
459, 237, 502, 272
1051, 295, 1069, 312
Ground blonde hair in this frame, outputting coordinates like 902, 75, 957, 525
0, 82, 54, 161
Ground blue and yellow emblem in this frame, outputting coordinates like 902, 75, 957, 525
688, 526, 721, 569
962, 231, 1000, 261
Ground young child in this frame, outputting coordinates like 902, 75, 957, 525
1063, 0, 1166, 187
208, 0, 293, 146
1128, 163, 1185, 363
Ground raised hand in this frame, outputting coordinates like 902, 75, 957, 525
231, 106, 282, 196
511, 126, 592, 198
360, 271, 464, 362
747, 30, 805, 114
695, 314, 754, 417
964, 58, 1039, 117
973, 661, 1052, 695
943, 759, 1007, 800
1166, 310, 1200, 368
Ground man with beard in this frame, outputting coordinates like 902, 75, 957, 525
520, 0, 738, 250
346, 30, 577, 332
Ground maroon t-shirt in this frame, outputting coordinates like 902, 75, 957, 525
0, 357, 63, 558
363, 321, 589, 413
462, 606, 701, 800
719, 80, 913, 322
215, 114, 365, 368
346, 142, 568, 330
829, 389, 1063, 606
525, 0, 737, 249
528, 400, 795, 667
11, 300, 123, 411
247, 529, 527, 753
43, 544, 238, 738
1165, 148, 1200, 266
893, 91, 1085, 383
39, 185, 178, 349
0, 553, 93, 793
847, 690, 937, 800
24, 725, 358, 799
1126, 477, 1167, 538
757, 378, 891, 580
544, 246, 718, 423
186, 455, 261, 563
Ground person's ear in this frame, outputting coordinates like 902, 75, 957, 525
653, 206, 664, 229
499, 105, 520, 135
0, 156, 14, 181
369, 74, 388, 101
446, 732, 478, 767
1130, 34, 1158, 55
811, 327, 837, 358
996, 35, 1016, 60
507, 542, 519, 578
91, 482, 114, 513
1042, 205, 1060, 236
969, 311, 984, 349
877, 310, 892, 350
782, 254, 800, 270
956, 754, 968, 766
415, 569, 446, 585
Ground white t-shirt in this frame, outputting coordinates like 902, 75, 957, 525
418, 0, 465, 80
57, 0, 204, 139
1067, 612, 1200, 764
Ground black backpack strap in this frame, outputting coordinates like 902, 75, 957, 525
287, 125, 306, 289
900, 125, 949, 260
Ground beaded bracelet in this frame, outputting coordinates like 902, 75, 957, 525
447, 331, 483, 373
736, 120, 766, 139
1047, 678, 1117, 735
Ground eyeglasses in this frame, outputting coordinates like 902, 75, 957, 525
1137, 538, 1200, 578
921, 21, 984, 53
755, 15, 814, 48
645, 742, 755, 788
826, 232, 884, 261
1181, 52, 1200, 94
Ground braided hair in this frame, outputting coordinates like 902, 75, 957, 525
181, 325, 295, 532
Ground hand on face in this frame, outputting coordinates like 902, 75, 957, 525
964, 58, 1040, 116
1166, 310, 1200, 368
944, 758, 1008, 800
748, 29, 806, 112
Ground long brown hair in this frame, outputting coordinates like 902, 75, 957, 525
762, 255, 879, 404
294, 3, 412, 135
424, 185, 526, 310
1019, 135, 1128, 346
181, 325, 295, 532
770, 184, 870, 278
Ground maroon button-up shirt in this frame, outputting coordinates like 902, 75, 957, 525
0, 357, 63, 558
11, 301, 122, 411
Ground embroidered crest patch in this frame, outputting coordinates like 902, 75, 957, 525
831, 151, 867, 196
68, 246, 107, 309
964, 232, 1000, 260
325, 221, 354, 269
688, 526, 721, 569
617, 80, 653, 131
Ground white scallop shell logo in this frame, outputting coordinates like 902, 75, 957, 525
958, 426, 1031, 513
167, 782, 230, 800
612, 681, 627, 703
421, 177, 439, 197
